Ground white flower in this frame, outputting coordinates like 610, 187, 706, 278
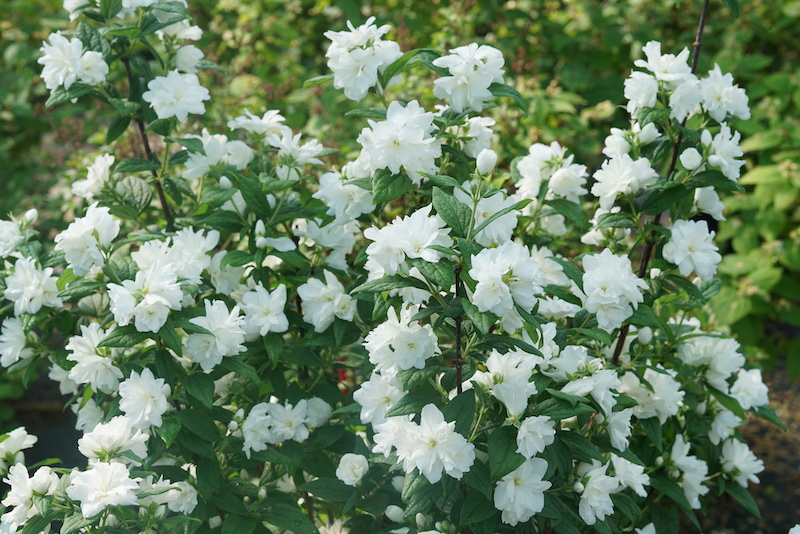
364, 305, 438, 377
268, 400, 310, 443
469, 241, 542, 320
72, 398, 104, 433
670, 435, 709, 508
580, 249, 647, 331
241, 403, 274, 458
694, 186, 725, 221
700, 64, 750, 122
0, 220, 23, 257
634, 41, 693, 87
662, 219, 721, 281
515, 416, 556, 458
680, 148, 703, 171
721, 438, 764, 487
241, 283, 289, 339
454, 184, 518, 247
118, 368, 171, 430
472, 350, 538, 417
73, 153, 115, 199
67, 462, 139, 518
624, 72, 658, 116
669, 77, 702, 122
38, 31, 83, 91
355, 100, 442, 184
324, 17, 402, 101
432, 43, 505, 112
77, 416, 148, 465
167, 480, 198, 514
602, 408, 634, 451
314, 171, 374, 223
2, 464, 59, 526
77, 50, 109, 85
142, 70, 210, 121
107, 262, 182, 333
227, 109, 289, 137
394, 404, 475, 483
4, 257, 62, 315
181, 129, 228, 180
729, 368, 769, 410
676, 335, 744, 391
175, 44, 204, 73
353, 372, 405, 425
591, 154, 659, 210
702, 124, 745, 181
297, 270, 355, 332
560, 368, 621, 416
336, 454, 369, 486
267, 130, 324, 181
460, 116, 496, 157
493, 458, 551, 526
578, 461, 618, 525
66, 322, 123, 394
306, 397, 333, 428
209, 251, 245, 295
618, 366, 684, 424
186, 299, 246, 371
0, 318, 33, 368
610, 454, 649, 497
54, 202, 120, 275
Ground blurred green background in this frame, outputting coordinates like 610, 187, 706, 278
1, 0, 800, 530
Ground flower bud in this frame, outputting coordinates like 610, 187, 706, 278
476, 148, 497, 175
385, 505, 405, 522
637, 327, 653, 345
219, 176, 233, 189
416, 513, 429, 528
573, 481, 584, 493
649, 267, 662, 279
24, 209, 38, 223
656, 456, 665, 466
680, 148, 702, 170
258, 487, 267, 499
391, 476, 405, 493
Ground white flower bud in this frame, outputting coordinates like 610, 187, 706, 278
24, 209, 38, 222
335, 453, 369, 486
573, 481, 584, 493
258, 487, 267, 499
680, 148, 703, 170
637, 327, 653, 345
227, 420, 239, 433
219, 176, 233, 189
649, 267, 662, 279
476, 148, 497, 175
415, 513, 429, 528
656, 456, 665, 466
391, 476, 405, 493
385, 505, 405, 522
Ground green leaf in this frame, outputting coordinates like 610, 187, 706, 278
722, 0, 740, 17
107, 115, 131, 144
381, 48, 442, 86
158, 318, 183, 357
401, 469, 442, 516
114, 158, 160, 174
116, 175, 153, 212
303, 74, 334, 88
663, 274, 706, 302
488, 82, 527, 114
264, 504, 319, 534
372, 169, 415, 204
301, 477, 356, 503
108, 97, 141, 117
46, 83, 94, 107
100, 0, 123, 20
568, 328, 613, 347
200, 186, 237, 208
462, 298, 496, 336
98, 325, 151, 349
753, 404, 786, 430
725, 480, 760, 517
640, 416, 663, 451
472, 198, 530, 237
402, 48, 447, 76
441, 390, 475, 436
385, 388, 440, 418
462, 459, 492, 500
145, 118, 173, 136
559, 429, 604, 463
549, 256, 584, 292
407, 257, 455, 289
219, 356, 262, 385
221, 514, 257, 534
396, 366, 438, 392
627, 305, 663, 329
181, 371, 215, 409
707, 384, 746, 419
344, 108, 387, 120
544, 198, 583, 224
542, 284, 582, 306
220, 250, 253, 269
238, 177, 272, 219
167, 137, 205, 154
180, 408, 221, 440
60, 513, 99, 534
433, 187, 472, 238
596, 211, 637, 229
488, 426, 525, 478
650, 473, 696, 518
21, 510, 59, 534
78, 21, 111, 60
351, 275, 428, 294
690, 169, 744, 192
641, 183, 692, 215
156, 413, 182, 447
459, 490, 496, 526
638, 107, 671, 126
58, 280, 106, 299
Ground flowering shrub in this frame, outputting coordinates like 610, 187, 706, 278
0, 1, 787, 533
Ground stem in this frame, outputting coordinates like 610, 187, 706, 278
122, 57, 172, 224
611, 0, 711, 365
455, 264, 463, 395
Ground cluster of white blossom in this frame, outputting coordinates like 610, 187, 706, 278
432, 43, 505, 112
240, 397, 332, 458
38, 31, 108, 93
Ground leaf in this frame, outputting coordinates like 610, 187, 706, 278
558, 429, 604, 463
407, 257, 455, 289
723, 0, 740, 17
371, 169, 415, 204
462, 459, 492, 500
459, 490, 497, 526
221, 515, 257, 534
303, 74, 334, 88
168, 136, 206, 154
568, 328, 613, 347
433, 187, 472, 238
156, 413, 182, 447
116, 175, 153, 212
58, 280, 106, 299
725, 480, 760, 517
549, 256, 584, 292
21, 509, 59, 534
46, 83, 94, 107
472, 198, 530, 237
542, 284, 582, 306
107, 115, 131, 144
396, 366, 438, 392
100, 0, 123, 20
381, 48, 442, 86
344, 108, 387, 120
663, 274, 706, 302
627, 305, 663, 329
264, 503, 319, 534
181, 371, 215, 409
488, 426, 525, 478
596, 211, 638, 229
488, 82, 527, 114
351, 275, 428, 294
441, 390, 475, 436
180, 408, 221, 440
650, 473, 695, 517
60, 512, 98, 534
462, 298, 496, 336
402, 48, 447, 76
753, 404, 787, 430
637, 107, 671, 126
158, 318, 183, 357
238, 177, 272, 219
200, 186, 237, 208
98, 325, 151, 349
707, 384, 746, 419
385, 388, 440, 418
219, 356, 262, 386
690, 169, 744, 192
641, 183, 692, 215
544, 198, 583, 224
114, 158, 160, 174
301, 477, 356, 503
401, 469, 442, 516
220, 250, 253, 269
640, 416, 663, 451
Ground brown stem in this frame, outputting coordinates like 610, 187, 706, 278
122, 58, 172, 223
611, 0, 711, 365
455, 264, 463, 395
302, 491, 315, 522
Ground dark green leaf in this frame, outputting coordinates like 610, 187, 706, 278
459, 490, 496, 526
472, 198, 530, 237
180, 408, 221, 440
441, 390, 475, 436
351, 275, 429, 294
372, 169, 415, 204
433, 187, 472, 239
45, 83, 94, 107
381, 48, 442, 86
220, 250, 252, 269
650, 473, 695, 517
156, 413, 182, 447
114, 158, 160, 174
397, 366, 438, 392
221, 514, 257, 534
301, 477, 356, 503
627, 305, 663, 329
58, 280, 106, 299
596, 211, 638, 229
488, 82, 527, 114
60, 513, 98, 534
725, 480, 760, 517
238, 177, 272, 219
638, 107, 671, 126
200, 186, 237, 208
549, 256, 584, 292
385, 388, 440, 418
462, 459, 492, 500
559, 429, 604, 463
407, 257, 456, 289
641, 183, 692, 215
107, 115, 131, 144
753, 404, 786, 430
344, 108, 387, 120
544, 198, 583, 224
158, 318, 183, 357
542, 284, 582, 306
663, 274, 706, 302
488, 426, 525, 478
568, 328, 613, 347
100, 0, 123, 20
98, 325, 151, 349
462, 298, 496, 336
264, 504, 319, 534
219, 356, 262, 385
402, 469, 442, 516
181, 371, 215, 409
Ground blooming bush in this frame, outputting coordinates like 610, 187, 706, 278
0, 1, 787, 533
